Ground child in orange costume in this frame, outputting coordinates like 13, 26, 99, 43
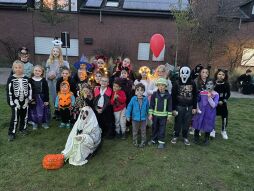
55, 81, 75, 128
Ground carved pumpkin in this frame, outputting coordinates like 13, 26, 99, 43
42, 154, 64, 170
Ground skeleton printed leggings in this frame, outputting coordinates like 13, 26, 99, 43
221, 116, 228, 131
9, 105, 28, 135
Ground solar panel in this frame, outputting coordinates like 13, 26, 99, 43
123, 0, 189, 11
86, 0, 103, 8
0, 0, 27, 3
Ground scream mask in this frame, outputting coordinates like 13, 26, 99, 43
180, 66, 191, 84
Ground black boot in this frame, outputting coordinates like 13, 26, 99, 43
193, 129, 199, 144
204, 132, 210, 145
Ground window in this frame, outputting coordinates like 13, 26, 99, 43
35, 0, 77, 12
152, 46, 165, 62
137, 43, 150, 61
252, 5, 254, 14
241, 48, 254, 66
34, 36, 79, 56
106, 0, 119, 7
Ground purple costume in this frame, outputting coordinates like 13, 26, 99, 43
192, 91, 219, 133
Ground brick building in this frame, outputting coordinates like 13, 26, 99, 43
0, 0, 253, 71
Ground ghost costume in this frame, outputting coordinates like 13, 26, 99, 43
62, 106, 101, 166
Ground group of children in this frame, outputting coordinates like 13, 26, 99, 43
6, 46, 231, 150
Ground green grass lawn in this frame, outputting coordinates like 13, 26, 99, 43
0, 86, 253, 191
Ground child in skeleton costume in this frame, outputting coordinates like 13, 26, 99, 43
213, 69, 231, 139
28, 65, 50, 130
7, 60, 32, 141
73, 83, 93, 121
126, 83, 149, 148
46, 46, 69, 106
171, 66, 197, 146
134, 66, 151, 97
55, 81, 75, 128
62, 106, 102, 166
148, 78, 172, 149
192, 79, 219, 145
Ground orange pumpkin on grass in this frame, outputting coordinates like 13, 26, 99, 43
42, 154, 64, 170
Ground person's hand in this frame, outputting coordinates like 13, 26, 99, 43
197, 108, 202, 114
97, 108, 102, 114
75, 136, 82, 141
219, 101, 223, 105
207, 92, 212, 98
44, 102, 49, 106
192, 109, 197, 115
114, 94, 118, 100
172, 110, 178, 116
148, 115, 153, 121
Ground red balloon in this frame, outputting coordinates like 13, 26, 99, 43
150, 34, 165, 58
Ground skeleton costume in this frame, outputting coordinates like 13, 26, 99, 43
62, 106, 101, 166
171, 66, 197, 140
7, 74, 32, 136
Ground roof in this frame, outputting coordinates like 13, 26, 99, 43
80, 0, 190, 18
218, 0, 253, 19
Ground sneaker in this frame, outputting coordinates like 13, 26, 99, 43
158, 143, 165, 149
171, 137, 178, 144
28, 121, 34, 125
210, 130, 216, 138
8, 134, 15, 142
32, 124, 38, 130
59, 123, 65, 128
42, 124, 49, 129
221, 131, 228, 140
133, 140, 138, 147
139, 141, 146, 148
66, 123, 71, 129
189, 128, 194, 135
183, 138, 190, 146
148, 140, 157, 146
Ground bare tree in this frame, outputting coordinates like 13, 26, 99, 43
0, 38, 25, 65
34, 0, 69, 26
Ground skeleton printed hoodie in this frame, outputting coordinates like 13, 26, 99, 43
7, 74, 32, 108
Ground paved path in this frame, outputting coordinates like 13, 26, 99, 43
0, 68, 11, 85
230, 91, 254, 98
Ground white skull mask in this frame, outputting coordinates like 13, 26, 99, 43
180, 66, 191, 84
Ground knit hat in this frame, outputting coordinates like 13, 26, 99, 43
155, 78, 168, 86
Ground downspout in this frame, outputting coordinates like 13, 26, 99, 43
238, 17, 242, 29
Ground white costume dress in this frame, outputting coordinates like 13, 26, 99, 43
62, 106, 101, 166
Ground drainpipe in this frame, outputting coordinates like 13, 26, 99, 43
100, 9, 102, 23
238, 18, 242, 29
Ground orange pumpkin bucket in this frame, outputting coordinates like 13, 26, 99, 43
42, 154, 65, 170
